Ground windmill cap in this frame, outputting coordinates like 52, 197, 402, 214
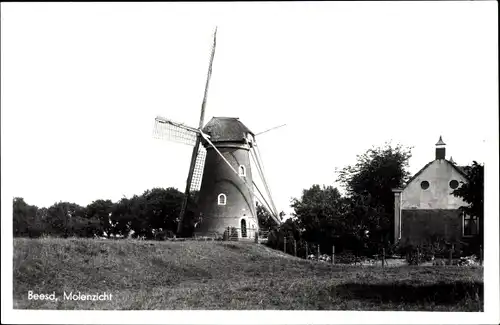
436, 136, 446, 146
202, 117, 254, 143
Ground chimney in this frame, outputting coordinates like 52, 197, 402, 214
435, 136, 446, 160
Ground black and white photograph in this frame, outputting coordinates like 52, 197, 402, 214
1, 2, 499, 324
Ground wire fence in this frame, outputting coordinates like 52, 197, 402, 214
270, 235, 484, 267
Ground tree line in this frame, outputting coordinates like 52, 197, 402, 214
13, 188, 201, 239
13, 142, 483, 256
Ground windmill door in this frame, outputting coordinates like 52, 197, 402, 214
241, 219, 247, 238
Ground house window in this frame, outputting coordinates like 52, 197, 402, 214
217, 193, 226, 206
238, 165, 246, 177
463, 213, 479, 237
420, 181, 430, 190
449, 180, 459, 189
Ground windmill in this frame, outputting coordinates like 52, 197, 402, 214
153, 28, 282, 238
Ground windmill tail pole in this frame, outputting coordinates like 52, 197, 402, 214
176, 137, 202, 235
176, 27, 217, 235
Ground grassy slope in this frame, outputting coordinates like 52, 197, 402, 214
13, 238, 483, 310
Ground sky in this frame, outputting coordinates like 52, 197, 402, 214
2, 2, 498, 217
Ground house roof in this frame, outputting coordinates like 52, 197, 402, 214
403, 159, 469, 189
201, 117, 254, 143
456, 165, 467, 174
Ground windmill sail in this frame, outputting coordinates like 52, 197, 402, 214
153, 117, 199, 146
190, 145, 207, 192
252, 144, 279, 218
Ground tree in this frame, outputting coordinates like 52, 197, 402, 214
342, 193, 387, 254
291, 185, 350, 253
110, 197, 135, 237
110, 187, 185, 239
13, 197, 39, 237
452, 161, 484, 220
106, 188, 186, 239
337, 142, 412, 243
46, 201, 90, 237
34, 207, 49, 236
452, 161, 484, 246
139, 187, 185, 239
256, 202, 280, 231
86, 199, 114, 237
267, 218, 304, 254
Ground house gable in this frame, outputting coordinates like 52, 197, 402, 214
401, 159, 468, 210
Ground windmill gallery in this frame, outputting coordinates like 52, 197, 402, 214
153, 28, 282, 240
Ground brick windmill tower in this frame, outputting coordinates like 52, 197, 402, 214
153, 28, 281, 238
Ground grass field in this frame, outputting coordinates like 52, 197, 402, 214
13, 238, 483, 310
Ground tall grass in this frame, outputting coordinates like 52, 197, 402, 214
13, 238, 483, 310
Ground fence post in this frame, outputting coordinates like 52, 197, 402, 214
294, 240, 297, 257
416, 246, 420, 266
332, 245, 335, 265
382, 248, 386, 268
305, 242, 308, 259
317, 244, 320, 261
254, 230, 258, 244
480, 245, 483, 266
449, 244, 454, 265
284, 237, 287, 254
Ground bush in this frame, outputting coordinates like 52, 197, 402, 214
394, 238, 464, 265
335, 251, 362, 264
153, 229, 176, 240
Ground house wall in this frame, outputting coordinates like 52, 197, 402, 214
394, 159, 469, 244
401, 160, 467, 209
195, 143, 259, 238
400, 209, 462, 245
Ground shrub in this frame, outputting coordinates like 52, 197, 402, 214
335, 251, 361, 264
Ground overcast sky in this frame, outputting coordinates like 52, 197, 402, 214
2, 2, 498, 216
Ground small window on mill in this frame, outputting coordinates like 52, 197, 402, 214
217, 193, 226, 206
420, 181, 430, 190
239, 165, 246, 177
449, 180, 459, 189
